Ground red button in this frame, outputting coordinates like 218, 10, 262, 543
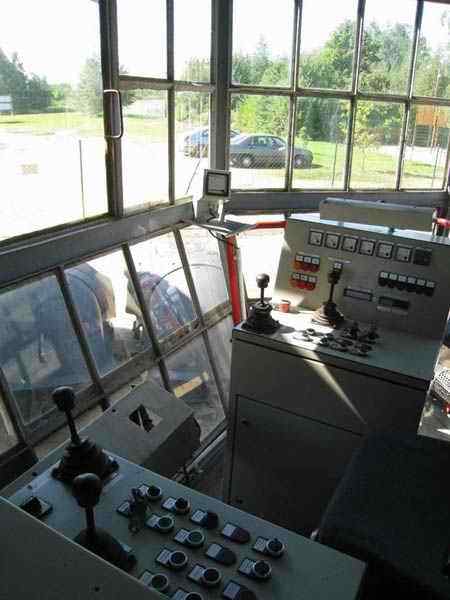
298, 281, 306, 289
310, 264, 319, 273
306, 282, 315, 291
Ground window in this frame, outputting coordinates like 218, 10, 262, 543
0, 1, 108, 240
229, 0, 450, 192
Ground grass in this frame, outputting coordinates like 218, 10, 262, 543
0, 112, 445, 188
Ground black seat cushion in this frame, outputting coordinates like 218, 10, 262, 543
318, 433, 450, 599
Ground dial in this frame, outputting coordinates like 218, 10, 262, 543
325, 233, 340, 249
359, 239, 375, 256
308, 230, 323, 246
395, 245, 412, 263
377, 242, 394, 259
342, 236, 358, 253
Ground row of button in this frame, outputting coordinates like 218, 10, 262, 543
290, 273, 317, 290
308, 229, 432, 265
378, 272, 436, 295
294, 254, 320, 272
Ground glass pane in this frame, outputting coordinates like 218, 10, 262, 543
415, 3, 450, 99
122, 90, 169, 211
207, 317, 233, 409
117, 0, 166, 78
350, 101, 404, 189
299, 0, 357, 90
0, 1, 107, 241
67, 251, 152, 376
230, 95, 290, 189
166, 336, 225, 440
174, 0, 211, 82
239, 228, 284, 298
130, 234, 197, 344
359, 0, 415, 95
293, 98, 349, 189
0, 275, 91, 424
401, 104, 450, 190
175, 92, 210, 200
232, 0, 293, 86
181, 226, 229, 314
0, 393, 19, 454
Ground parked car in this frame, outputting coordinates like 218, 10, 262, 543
183, 128, 240, 157
229, 134, 313, 169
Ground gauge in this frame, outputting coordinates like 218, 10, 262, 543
359, 239, 375, 256
342, 236, 358, 253
308, 230, 323, 247
325, 233, 340, 249
377, 242, 394, 259
395, 245, 412, 263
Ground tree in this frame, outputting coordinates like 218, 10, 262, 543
0, 48, 52, 113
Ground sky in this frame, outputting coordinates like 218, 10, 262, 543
0, 0, 447, 85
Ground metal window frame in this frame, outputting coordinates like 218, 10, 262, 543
225, 0, 450, 208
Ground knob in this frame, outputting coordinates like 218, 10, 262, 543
265, 538, 285, 557
186, 530, 205, 548
174, 497, 190, 514
256, 273, 270, 289
368, 324, 379, 340
185, 594, 203, 600
52, 386, 81, 445
168, 550, 188, 571
349, 321, 359, 339
252, 560, 272, 580
149, 573, 170, 592
201, 567, 221, 587
155, 515, 174, 533
202, 510, 219, 530
73, 473, 102, 508
146, 485, 163, 502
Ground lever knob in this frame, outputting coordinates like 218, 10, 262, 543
73, 473, 103, 508
53, 386, 76, 412
256, 273, 270, 289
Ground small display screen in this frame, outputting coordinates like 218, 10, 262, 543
344, 288, 373, 302
204, 170, 230, 196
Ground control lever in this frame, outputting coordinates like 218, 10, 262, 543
242, 273, 280, 334
73, 473, 136, 571
312, 265, 344, 327
51, 386, 118, 483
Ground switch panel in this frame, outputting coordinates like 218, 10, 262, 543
274, 215, 450, 338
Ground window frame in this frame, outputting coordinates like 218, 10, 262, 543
226, 0, 450, 202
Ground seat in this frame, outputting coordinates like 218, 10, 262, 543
317, 433, 450, 599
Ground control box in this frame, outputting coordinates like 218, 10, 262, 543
273, 214, 450, 339
4, 453, 365, 600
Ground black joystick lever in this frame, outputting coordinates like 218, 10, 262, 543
312, 265, 344, 327
242, 273, 280, 334
51, 386, 118, 483
73, 473, 136, 572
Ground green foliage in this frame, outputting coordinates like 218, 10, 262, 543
0, 49, 51, 113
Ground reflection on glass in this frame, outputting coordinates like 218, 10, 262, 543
359, 0, 415, 95
166, 336, 225, 440
122, 90, 169, 210
230, 95, 290, 189
117, 0, 166, 78
293, 98, 349, 189
175, 92, 210, 199
174, 0, 211, 82
239, 228, 284, 299
0, 1, 107, 241
0, 393, 19, 454
350, 101, 403, 189
402, 105, 450, 190
415, 3, 450, 99
299, 0, 357, 90
67, 251, 151, 376
207, 317, 233, 408
0, 276, 91, 424
130, 234, 197, 344
181, 226, 229, 315
232, 0, 293, 86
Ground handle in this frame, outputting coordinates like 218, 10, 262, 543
104, 89, 123, 139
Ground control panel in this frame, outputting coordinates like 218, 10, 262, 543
6, 453, 365, 600
274, 214, 450, 338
